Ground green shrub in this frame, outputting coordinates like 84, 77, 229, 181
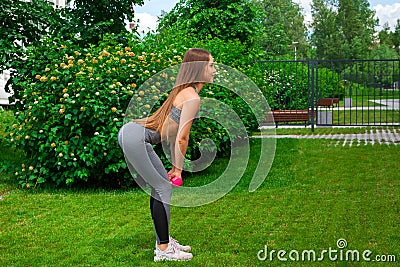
2, 32, 267, 188
2, 34, 170, 188
252, 61, 348, 110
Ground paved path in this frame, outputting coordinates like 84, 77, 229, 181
253, 129, 400, 146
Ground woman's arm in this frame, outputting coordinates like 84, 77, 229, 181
172, 97, 200, 176
168, 140, 176, 177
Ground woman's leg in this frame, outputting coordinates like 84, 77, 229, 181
150, 192, 169, 245
119, 123, 172, 245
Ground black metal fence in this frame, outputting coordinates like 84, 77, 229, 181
257, 59, 400, 128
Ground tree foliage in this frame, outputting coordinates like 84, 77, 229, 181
61, 0, 144, 46
0, 0, 63, 73
378, 19, 400, 57
311, 0, 377, 60
157, 0, 264, 45
1, 0, 145, 106
255, 0, 308, 59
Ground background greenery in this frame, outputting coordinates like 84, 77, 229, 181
1, 1, 399, 265
1, 0, 400, 188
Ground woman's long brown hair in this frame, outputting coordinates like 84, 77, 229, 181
135, 48, 211, 132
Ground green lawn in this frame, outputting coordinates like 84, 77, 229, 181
332, 109, 400, 124
336, 92, 400, 108
1, 136, 399, 266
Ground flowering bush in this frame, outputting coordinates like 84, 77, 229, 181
2, 35, 172, 187
2, 32, 268, 188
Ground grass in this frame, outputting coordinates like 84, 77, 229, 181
1, 137, 399, 266
1, 109, 399, 266
336, 90, 400, 108
332, 109, 400, 125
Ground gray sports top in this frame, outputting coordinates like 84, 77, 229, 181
169, 86, 199, 124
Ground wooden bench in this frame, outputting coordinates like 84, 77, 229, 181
263, 110, 314, 127
317, 98, 339, 108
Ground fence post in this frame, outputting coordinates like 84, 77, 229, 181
310, 61, 316, 132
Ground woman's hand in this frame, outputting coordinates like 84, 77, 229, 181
168, 169, 183, 187
168, 168, 182, 180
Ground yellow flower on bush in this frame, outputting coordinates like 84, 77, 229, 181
40, 76, 48, 82
50, 76, 57, 81
45, 67, 51, 72
101, 50, 110, 57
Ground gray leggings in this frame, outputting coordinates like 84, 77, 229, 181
118, 122, 172, 245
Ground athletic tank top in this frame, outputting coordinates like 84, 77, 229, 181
169, 86, 199, 124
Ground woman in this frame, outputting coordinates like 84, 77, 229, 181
118, 48, 216, 262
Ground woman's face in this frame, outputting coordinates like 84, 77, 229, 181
206, 55, 216, 83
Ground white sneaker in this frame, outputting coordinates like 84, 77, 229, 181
169, 236, 191, 252
154, 244, 193, 262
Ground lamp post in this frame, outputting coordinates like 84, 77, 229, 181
292, 41, 299, 60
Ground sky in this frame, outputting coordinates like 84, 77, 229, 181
133, 0, 400, 34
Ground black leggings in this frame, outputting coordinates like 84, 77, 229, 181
118, 122, 172, 245
150, 194, 169, 244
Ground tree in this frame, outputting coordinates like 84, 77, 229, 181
311, 0, 342, 59
0, 0, 65, 105
157, 0, 264, 46
392, 19, 400, 56
311, 0, 377, 59
337, 0, 377, 59
378, 23, 393, 48
1, 0, 145, 106
61, 0, 144, 46
255, 0, 308, 59
0, 0, 63, 74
